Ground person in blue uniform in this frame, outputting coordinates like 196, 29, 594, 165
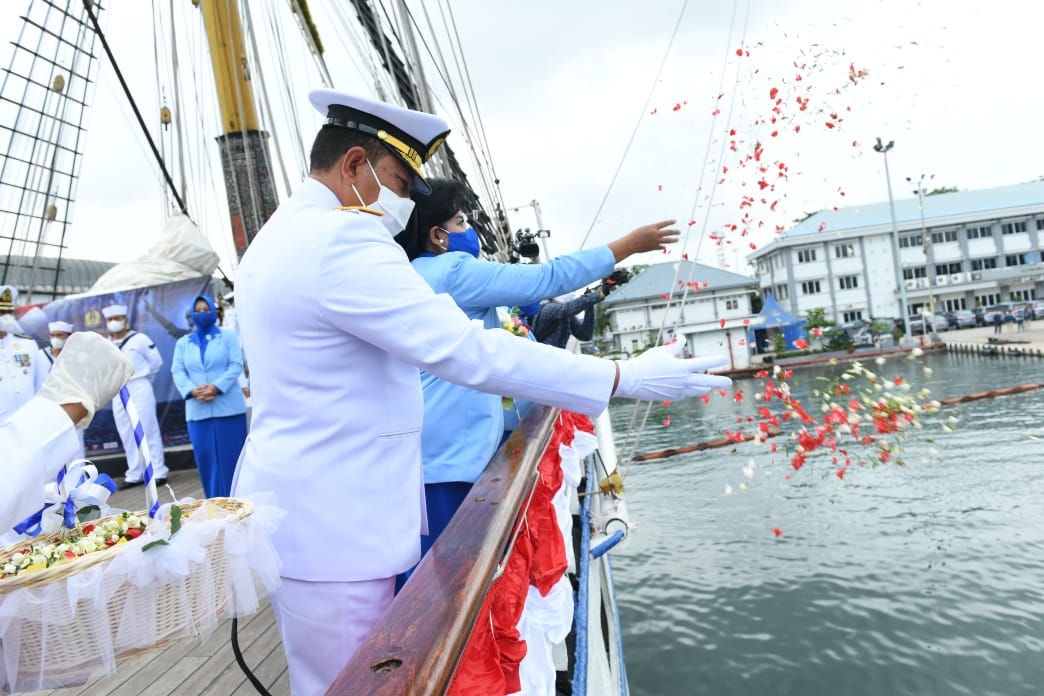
396, 176, 684, 568
170, 295, 247, 497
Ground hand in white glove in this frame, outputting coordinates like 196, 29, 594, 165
614, 338, 732, 402
35, 331, 134, 429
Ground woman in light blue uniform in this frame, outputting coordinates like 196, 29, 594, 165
171, 295, 247, 497
397, 178, 679, 571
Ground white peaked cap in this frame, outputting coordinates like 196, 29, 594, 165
308, 88, 450, 195
102, 304, 128, 318
49, 320, 74, 333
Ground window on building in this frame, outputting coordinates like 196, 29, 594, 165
1002, 221, 1027, 235
966, 225, 994, 239
931, 229, 958, 243
800, 280, 821, 294
899, 234, 923, 248
838, 275, 859, 290
834, 243, 855, 258
797, 248, 817, 263
774, 255, 784, 269
970, 257, 998, 271
934, 262, 962, 275
902, 266, 927, 280
976, 293, 1000, 307
1005, 254, 1026, 267
842, 310, 863, 323
725, 298, 739, 310
1037, 219, 1044, 231
774, 284, 789, 300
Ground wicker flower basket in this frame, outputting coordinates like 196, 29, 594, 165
0, 497, 279, 692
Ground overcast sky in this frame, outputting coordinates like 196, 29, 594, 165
2, 0, 1042, 278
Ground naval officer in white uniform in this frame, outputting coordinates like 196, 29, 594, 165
0, 285, 48, 422
103, 304, 169, 488
1, 332, 133, 533
230, 89, 733, 695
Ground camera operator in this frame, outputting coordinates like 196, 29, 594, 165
530, 269, 630, 349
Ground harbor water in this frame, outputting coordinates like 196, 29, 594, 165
609, 350, 1044, 696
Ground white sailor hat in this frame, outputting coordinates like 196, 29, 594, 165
102, 304, 128, 318
49, 320, 75, 334
308, 88, 450, 195
0, 285, 17, 312
223, 291, 235, 302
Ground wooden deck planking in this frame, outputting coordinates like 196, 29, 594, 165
20, 469, 289, 696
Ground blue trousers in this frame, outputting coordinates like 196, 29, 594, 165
395, 481, 473, 593
187, 414, 248, 498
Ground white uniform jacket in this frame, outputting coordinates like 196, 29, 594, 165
0, 334, 48, 422
0, 398, 81, 533
231, 178, 615, 582
112, 331, 163, 381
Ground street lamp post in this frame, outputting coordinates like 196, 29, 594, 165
908, 174, 936, 330
873, 137, 912, 345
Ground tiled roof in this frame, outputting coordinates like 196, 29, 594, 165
782, 179, 1044, 239
602, 259, 756, 304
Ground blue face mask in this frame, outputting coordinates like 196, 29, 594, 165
444, 227, 481, 258
193, 311, 216, 330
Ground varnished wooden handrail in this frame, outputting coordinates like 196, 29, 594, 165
326, 403, 559, 695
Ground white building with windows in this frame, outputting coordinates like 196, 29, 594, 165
600, 260, 759, 370
748, 180, 1044, 323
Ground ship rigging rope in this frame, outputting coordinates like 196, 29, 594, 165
408, 0, 502, 212
82, 0, 188, 216
259, 0, 312, 184
614, 0, 752, 476
576, 0, 691, 254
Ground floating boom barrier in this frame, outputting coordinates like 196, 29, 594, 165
633, 383, 1044, 462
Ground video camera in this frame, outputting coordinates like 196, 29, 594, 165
513, 228, 550, 259
600, 268, 631, 296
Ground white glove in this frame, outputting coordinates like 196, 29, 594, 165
615, 339, 732, 402
35, 331, 134, 429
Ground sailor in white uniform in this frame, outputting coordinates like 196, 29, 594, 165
0, 285, 48, 422
230, 89, 732, 695
1, 332, 133, 533
42, 320, 86, 459
102, 304, 169, 488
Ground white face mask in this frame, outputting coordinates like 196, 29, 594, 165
106, 319, 126, 333
50, 337, 66, 350
352, 160, 416, 235
0, 314, 22, 334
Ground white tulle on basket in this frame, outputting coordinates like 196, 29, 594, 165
0, 494, 284, 692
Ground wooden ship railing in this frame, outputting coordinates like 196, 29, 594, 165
326, 402, 561, 695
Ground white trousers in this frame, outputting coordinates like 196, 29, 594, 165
271, 576, 394, 696
111, 378, 167, 481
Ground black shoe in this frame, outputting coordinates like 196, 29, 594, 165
118, 479, 143, 490
155, 478, 168, 486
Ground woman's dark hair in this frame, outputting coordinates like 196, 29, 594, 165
395, 177, 471, 260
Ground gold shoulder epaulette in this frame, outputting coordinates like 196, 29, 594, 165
13, 333, 31, 339
333, 205, 385, 217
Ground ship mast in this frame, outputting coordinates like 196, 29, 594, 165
197, 0, 278, 259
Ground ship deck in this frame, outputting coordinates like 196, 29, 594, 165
25, 468, 290, 696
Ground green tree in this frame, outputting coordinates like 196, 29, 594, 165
927, 186, 959, 196
802, 307, 835, 329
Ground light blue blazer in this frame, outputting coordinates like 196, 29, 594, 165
412, 246, 615, 484
171, 329, 247, 422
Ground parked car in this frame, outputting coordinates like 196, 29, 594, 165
944, 309, 977, 329
909, 313, 950, 334
982, 303, 1015, 325
1013, 302, 1041, 321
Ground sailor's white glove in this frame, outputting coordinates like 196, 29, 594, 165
36, 332, 134, 429
615, 339, 732, 401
